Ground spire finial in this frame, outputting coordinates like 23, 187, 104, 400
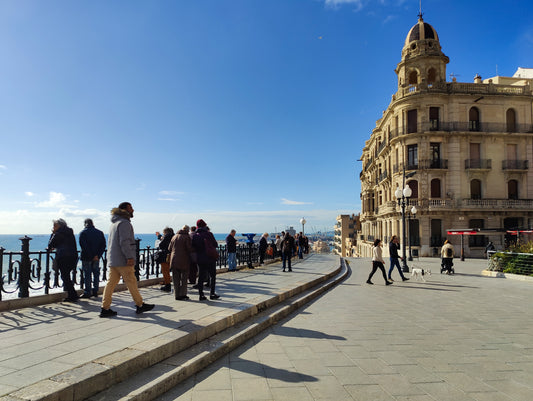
418, 0, 423, 20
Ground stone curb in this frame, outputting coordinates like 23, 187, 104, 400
2, 256, 341, 401
481, 269, 533, 282
89, 258, 350, 400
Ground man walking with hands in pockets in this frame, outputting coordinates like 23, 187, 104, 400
100, 202, 155, 317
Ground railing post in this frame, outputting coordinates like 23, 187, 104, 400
135, 238, 141, 281
18, 236, 32, 298
0, 246, 4, 301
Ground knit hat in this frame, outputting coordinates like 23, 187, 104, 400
196, 219, 207, 228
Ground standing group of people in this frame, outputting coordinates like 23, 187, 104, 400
155, 219, 220, 301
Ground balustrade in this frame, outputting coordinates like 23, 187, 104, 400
0, 238, 271, 301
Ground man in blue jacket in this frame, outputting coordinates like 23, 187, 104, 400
79, 218, 106, 298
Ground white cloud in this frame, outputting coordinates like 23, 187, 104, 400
281, 198, 313, 205
25, 191, 35, 197
35, 192, 70, 208
325, 0, 364, 10
157, 190, 184, 201
159, 190, 184, 196
0, 165, 6, 175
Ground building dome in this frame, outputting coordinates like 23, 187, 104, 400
404, 15, 439, 47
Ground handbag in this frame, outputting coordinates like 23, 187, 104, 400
204, 238, 219, 261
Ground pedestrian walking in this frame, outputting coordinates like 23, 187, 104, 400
281, 232, 295, 272
367, 238, 392, 285
226, 229, 237, 271
297, 232, 305, 259
192, 219, 220, 300
441, 239, 455, 274
388, 235, 409, 282
169, 225, 192, 300
100, 202, 154, 317
48, 219, 79, 302
79, 218, 106, 298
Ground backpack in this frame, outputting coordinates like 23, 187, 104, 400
446, 247, 453, 257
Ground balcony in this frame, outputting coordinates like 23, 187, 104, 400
465, 159, 491, 170
461, 199, 533, 209
502, 160, 529, 171
419, 159, 448, 169
388, 121, 533, 139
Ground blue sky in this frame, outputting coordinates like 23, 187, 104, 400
1, 0, 532, 235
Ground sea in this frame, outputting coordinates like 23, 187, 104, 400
0, 233, 259, 253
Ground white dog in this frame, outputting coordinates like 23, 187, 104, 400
411, 267, 431, 281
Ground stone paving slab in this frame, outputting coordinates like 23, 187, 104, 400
156, 256, 533, 401
0, 254, 341, 400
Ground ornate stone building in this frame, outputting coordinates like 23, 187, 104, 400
358, 15, 533, 258
334, 214, 359, 257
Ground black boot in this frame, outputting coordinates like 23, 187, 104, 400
160, 284, 171, 292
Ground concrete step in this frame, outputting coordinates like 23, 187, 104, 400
87, 260, 349, 401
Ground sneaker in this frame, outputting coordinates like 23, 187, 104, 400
402, 277, 410, 281
100, 308, 117, 318
136, 303, 155, 314
366, 280, 374, 285
64, 296, 79, 303
160, 284, 171, 292
386, 281, 393, 285
199, 295, 207, 301
388, 277, 394, 282
176, 295, 190, 300
210, 294, 220, 300
80, 293, 92, 299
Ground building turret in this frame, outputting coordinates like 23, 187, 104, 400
395, 14, 449, 90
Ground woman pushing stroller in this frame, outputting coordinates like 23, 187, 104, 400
441, 240, 455, 274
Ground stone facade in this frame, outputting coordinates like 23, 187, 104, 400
334, 214, 360, 257
358, 16, 533, 259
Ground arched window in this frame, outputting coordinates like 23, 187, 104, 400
407, 180, 418, 199
471, 179, 482, 200
408, 70, 418, 85
506, 109, 516, 132
469, 107, 480, 131
508, 180, 518, 200
428, 68, 437, 84
431, 178, 441, 198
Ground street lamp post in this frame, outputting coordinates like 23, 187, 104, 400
300, 218, 306, 236
408, 205, 417, 261
395, 181, 413, 273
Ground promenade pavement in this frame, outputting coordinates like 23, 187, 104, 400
156, 256, 533, 401
0, 253, 342, 401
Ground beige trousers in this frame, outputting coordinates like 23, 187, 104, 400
102, 265, 143, 309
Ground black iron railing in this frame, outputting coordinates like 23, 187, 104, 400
0, 237, 274, 301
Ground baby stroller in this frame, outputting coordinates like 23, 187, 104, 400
441, 257, 455, 274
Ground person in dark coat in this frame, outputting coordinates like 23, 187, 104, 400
387, 235, 408, 282
79, 218, 106, 298
169, 225, 192, 300
158, 227, 174, 292
191, 219, 219, 300
259, 233, 268, 265
226, 229, 238, 271
281, 233, 295, 272
48, 219, 79, 302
